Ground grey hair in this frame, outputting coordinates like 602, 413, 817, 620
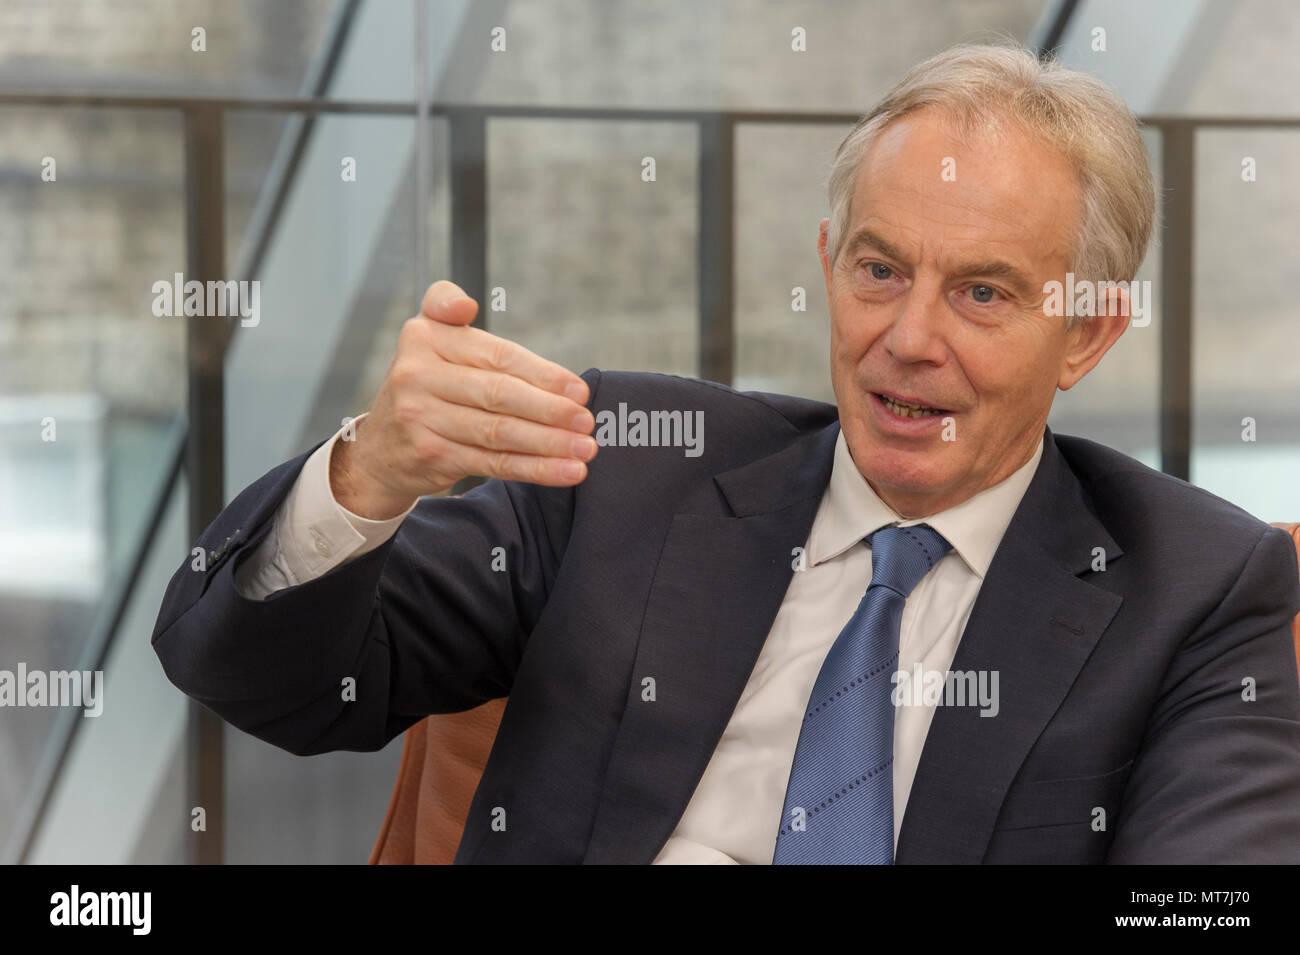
825, 42, 1156, 328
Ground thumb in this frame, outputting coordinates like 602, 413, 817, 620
421, 281, 480, 326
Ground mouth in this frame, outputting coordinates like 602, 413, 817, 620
872, 390, 951, 420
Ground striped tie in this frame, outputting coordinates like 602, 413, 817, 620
772, 523, 952, 864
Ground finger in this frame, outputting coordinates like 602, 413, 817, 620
428, 396, 598, 461
430, 363, 595, 433
428, 433, 589, 487
459, 446, 589, 487
421, 281, 479, 326
432, 325, 589, 404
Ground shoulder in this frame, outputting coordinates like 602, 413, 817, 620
579, 367, 838, 443
1054, 431, 1289, 572
573, 368, 838, 496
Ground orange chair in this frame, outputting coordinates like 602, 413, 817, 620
1278, 523, 1300, 669
369, 522, 1300, 864
368, 699, 505, 864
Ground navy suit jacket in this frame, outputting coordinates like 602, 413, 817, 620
152, 369, 1300, 863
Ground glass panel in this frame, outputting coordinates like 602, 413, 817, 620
1190, 128, 1300, 522
734, 123, 844, 402
469, 0, 1046, 110
352, 116, 452, 411
225, 110, 296, 275
28, 472, 190, 864
0, 0, 339, 98
0, 104, 185, 855
486, 118, 698, 378
1183, 0, 1300, 119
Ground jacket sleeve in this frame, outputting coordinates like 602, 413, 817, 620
150, 370, 597, 757
1106, 523, 1300, 862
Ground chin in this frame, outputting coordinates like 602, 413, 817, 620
851, 436, 949, 496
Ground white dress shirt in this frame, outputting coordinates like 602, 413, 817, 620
235, 415, 1043, 864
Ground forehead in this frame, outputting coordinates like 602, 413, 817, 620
848, 108, 1080, 269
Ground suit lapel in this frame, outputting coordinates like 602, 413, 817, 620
583, 421, 841, 864
895, 426, 1125, 863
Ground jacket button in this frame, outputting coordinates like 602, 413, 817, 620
211, 534, 236, 563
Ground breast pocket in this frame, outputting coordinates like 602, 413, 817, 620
984, 760, 1134, 864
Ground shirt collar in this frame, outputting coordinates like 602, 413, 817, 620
805, 429, 1044, 579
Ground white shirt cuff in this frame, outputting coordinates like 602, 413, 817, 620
235, 413, 417, 599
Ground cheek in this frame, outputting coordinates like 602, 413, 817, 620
957, 341, 1048, 420
830, 299, 878, 362
828, 315, 853, 367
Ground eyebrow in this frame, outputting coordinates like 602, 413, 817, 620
841, 227, 1038, 296
842, 228, 907, 264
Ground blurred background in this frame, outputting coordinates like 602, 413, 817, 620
0, 0, 1296, 864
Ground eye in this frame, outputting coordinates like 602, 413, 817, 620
969, 284, 998, 304
867, 262, 894, 281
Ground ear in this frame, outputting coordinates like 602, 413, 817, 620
1058, 285, 1130, 391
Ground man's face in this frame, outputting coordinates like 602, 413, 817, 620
820, 107, 1124, 518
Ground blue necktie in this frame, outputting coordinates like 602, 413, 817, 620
772, 523, 952, 864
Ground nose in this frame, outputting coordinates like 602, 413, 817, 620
885, 276, 948, 364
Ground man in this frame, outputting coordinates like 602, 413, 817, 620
152, 43, 1300, 863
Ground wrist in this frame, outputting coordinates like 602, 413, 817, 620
329, 431, 417, 520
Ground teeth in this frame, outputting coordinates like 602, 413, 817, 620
881, 394, 942, 419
